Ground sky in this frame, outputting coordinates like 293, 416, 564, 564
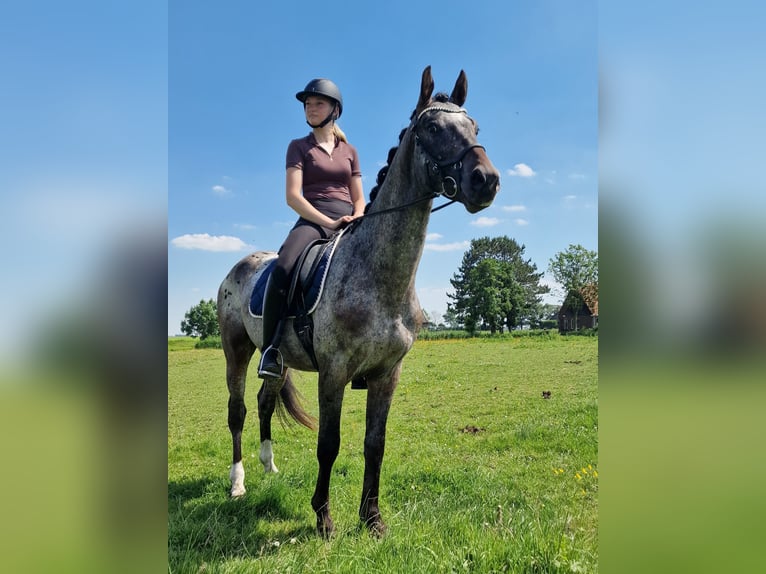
167, 0, 598, 335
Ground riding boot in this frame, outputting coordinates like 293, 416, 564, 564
258, 275, 288, 379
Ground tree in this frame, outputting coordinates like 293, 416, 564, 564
181, 298, 219, 339
442, 307, 460, 330
448, 236, 549, 333
548, 244, 598, 330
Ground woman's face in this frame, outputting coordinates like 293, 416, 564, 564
304, 96, 335, 124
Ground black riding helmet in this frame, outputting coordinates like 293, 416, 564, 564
295, 78, 343, 128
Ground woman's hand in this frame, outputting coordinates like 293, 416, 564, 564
331, 214, 361, 229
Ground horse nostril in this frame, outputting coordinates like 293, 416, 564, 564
486, 172, 500, 193
471, 168, 487, 190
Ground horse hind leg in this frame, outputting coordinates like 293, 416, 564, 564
257, 376, 282, 473
258, 370, 317, 473
223, 329, 256, 497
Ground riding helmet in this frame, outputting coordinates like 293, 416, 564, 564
295, 78, 343, 118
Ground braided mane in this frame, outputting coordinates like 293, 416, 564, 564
365, 92, 451, 212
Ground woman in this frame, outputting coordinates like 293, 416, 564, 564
258, 78, 366, 379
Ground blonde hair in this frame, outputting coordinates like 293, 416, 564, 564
333, 124, 348, 143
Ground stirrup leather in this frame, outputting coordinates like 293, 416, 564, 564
258, 345, 284, 378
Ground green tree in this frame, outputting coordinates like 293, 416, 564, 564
441, 307, 460, 329
181, 298, 219, 340
448, 236, 549, 332
548, 244, 598, 330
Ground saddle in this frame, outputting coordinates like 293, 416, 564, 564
249, 232, 342, 318
249, 229, 345, 368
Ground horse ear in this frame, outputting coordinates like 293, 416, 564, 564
450, 70, 468, 106
416, 65, 435, 114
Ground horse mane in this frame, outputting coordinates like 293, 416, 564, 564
365, 92, 452, 211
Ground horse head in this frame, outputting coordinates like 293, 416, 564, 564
412, 66, 500, 213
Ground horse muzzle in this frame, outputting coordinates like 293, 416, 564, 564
460, 150, 500, 213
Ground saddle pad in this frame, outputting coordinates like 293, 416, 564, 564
248, 258, 277, 317
248, 231, 343, 318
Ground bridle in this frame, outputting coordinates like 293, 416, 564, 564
413, 105, 486, 202
356, 105, 486, 222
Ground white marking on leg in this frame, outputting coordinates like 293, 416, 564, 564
259, 439, 279, 473
230, 461, 246, 497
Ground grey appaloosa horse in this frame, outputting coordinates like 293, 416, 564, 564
217, 66, 500, 537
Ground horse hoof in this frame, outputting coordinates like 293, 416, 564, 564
316, 516, 335, 539
366, 519, 388, 538
229, 462, 246, 497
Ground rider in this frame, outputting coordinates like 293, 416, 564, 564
258, 78, 366, 379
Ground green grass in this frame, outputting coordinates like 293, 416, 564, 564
169, 335, 598, 573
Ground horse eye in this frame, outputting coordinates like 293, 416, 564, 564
427, 123, 439, 134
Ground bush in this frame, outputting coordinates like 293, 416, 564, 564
417, 328, 559, 341
563, 327, 598, 337
194, 336, 222, 349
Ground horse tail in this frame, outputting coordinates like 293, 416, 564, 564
275, 370, 317, 431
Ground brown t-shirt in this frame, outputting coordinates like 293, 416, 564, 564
285, 133, 362, 203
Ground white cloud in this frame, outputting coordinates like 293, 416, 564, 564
569, 172, 586, 180
564, 195, 577, 201
234, 223, 256, 230
426, 232, 443, 241
171, 233, 249, 252
470, 216, 501, 227
212, 185, 230, 195
506, 163, 536, 177
502, 205, 527, 213
424, 240, 470, 252
513, 218, 529, 226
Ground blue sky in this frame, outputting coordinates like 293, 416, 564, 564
168, 0, 598, 334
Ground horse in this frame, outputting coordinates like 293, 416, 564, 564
217, 66, 500, 537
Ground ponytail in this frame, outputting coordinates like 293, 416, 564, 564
333, 124, 348, 143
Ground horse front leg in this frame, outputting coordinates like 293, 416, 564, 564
359, 363, 400, 536
257, 375, 283, 473
311, 379, 346, 537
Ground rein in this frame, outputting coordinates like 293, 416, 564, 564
359, 192, 455, 221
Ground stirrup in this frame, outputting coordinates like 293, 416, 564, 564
258, 346, 284, 378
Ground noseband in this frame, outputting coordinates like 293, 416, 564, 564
413, 106, 486, 199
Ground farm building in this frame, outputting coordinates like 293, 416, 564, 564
558, 284, 598, 332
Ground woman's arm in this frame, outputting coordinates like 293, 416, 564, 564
349, 175, 366, 217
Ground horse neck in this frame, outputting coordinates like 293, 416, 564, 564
370, 128, 431, 247
347, 129, 432, 300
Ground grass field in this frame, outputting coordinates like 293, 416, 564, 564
168, 334, 598, 573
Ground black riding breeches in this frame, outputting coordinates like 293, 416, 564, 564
271, 198, 353, 291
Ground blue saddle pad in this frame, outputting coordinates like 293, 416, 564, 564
249, 259, 277, 317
